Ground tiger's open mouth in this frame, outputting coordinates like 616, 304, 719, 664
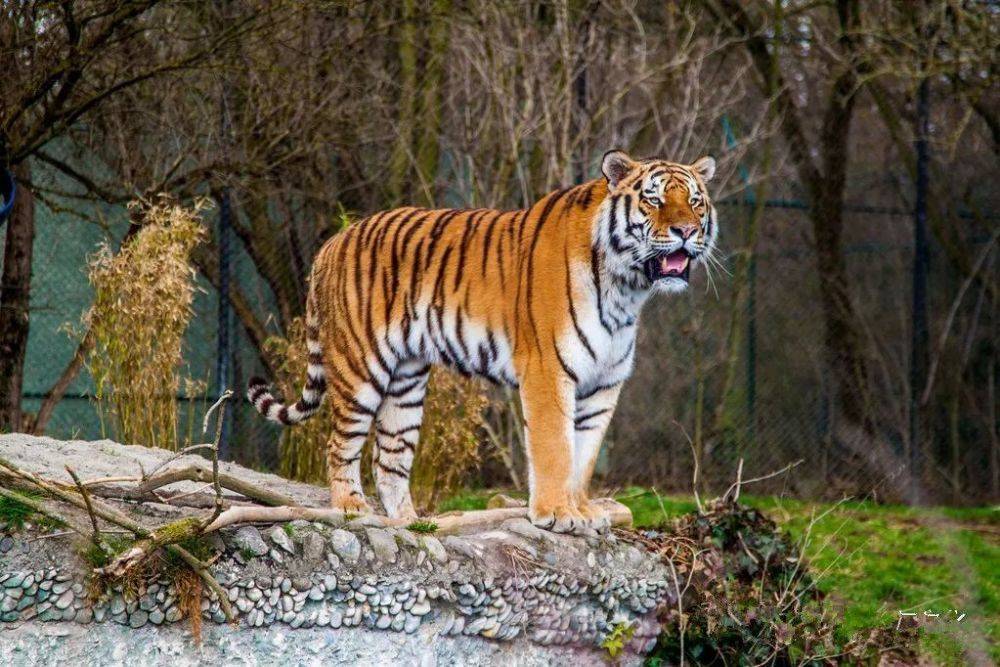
644, 249, 692, 282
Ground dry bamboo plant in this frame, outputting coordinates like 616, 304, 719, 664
86, 198, 208, 450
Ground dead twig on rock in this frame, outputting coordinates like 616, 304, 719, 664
202, 389, 232, 529
141, 444, 216, 482
65, 465, 105, 552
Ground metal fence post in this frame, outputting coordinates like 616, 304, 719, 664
722, 116, 757, 449
216, 188, 232, 458
909, 78, 930, 503
215, 0, 233, 459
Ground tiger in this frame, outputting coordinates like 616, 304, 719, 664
248, 150, 718, 535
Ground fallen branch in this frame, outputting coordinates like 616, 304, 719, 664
141, 443, 216, 482
202, 498, 634, 535
95, 516, 203, 578
0, 455, 236, 622
123, 463, 297, 507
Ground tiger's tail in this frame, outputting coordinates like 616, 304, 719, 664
247, 287, 327, 425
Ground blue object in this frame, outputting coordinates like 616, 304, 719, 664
0, 168, 15, 221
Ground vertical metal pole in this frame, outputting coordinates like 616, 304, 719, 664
722, 116, 757, 448
909, 77, 930, 503
215, 0, 233, 459
216, 188, 232, 458
746, 238, 757, 446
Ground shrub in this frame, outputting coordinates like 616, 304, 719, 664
86, 198, 207, 449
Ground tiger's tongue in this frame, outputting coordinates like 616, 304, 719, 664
661, 251, 689, 275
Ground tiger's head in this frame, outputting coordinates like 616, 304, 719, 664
599, 150, 718, 294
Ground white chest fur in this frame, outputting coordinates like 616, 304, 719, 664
561, 260, 646, 396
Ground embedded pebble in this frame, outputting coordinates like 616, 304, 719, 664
365, 528, 398, 563
421, 536, 448, 564
302, 533, 326, 563
329, 530, 361, 564
231, 527, 268, 557
268, 526, 296, 554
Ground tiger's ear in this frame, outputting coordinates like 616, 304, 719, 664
691, 156, 716, 182
602, 150, 636, 187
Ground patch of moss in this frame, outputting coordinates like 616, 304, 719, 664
282, 523, 295, 538
406, 520, 438, 534
78, 534, 135, 569
0, 493, 37, 530
0, 491, 65, 531
238, 546, 258, 561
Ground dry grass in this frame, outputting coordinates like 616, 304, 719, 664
86, 198, 207, 450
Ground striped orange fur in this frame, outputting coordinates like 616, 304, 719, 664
249, 150, 719, 534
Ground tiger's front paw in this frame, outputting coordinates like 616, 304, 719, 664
577, 500, 612, 534
530, 504, 599, 537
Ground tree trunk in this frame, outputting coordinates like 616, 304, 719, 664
413, 0, 450, 208
0, 161, 34, 432
387, 0, 418, 206
811, 182, 871, 430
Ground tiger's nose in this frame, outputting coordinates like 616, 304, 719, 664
671, 224, 698, 239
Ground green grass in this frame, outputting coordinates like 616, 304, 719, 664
435, 487, 998, 665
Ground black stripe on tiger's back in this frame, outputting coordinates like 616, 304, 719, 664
454, 210, 486, 292
479, 210, 504, 276
522, 188, 571, 346
368, 209, 401, 298
385, 208, 427, 322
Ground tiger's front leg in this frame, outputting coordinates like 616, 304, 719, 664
519, 364, 599, 536
571, 382, 623, 533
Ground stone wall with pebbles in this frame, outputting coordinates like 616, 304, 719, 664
1, 515, 674, 663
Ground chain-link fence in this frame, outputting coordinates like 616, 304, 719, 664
17, 177, 999, 506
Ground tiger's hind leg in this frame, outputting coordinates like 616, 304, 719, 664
325, 375, 383, 514
372, 360, 429, 520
